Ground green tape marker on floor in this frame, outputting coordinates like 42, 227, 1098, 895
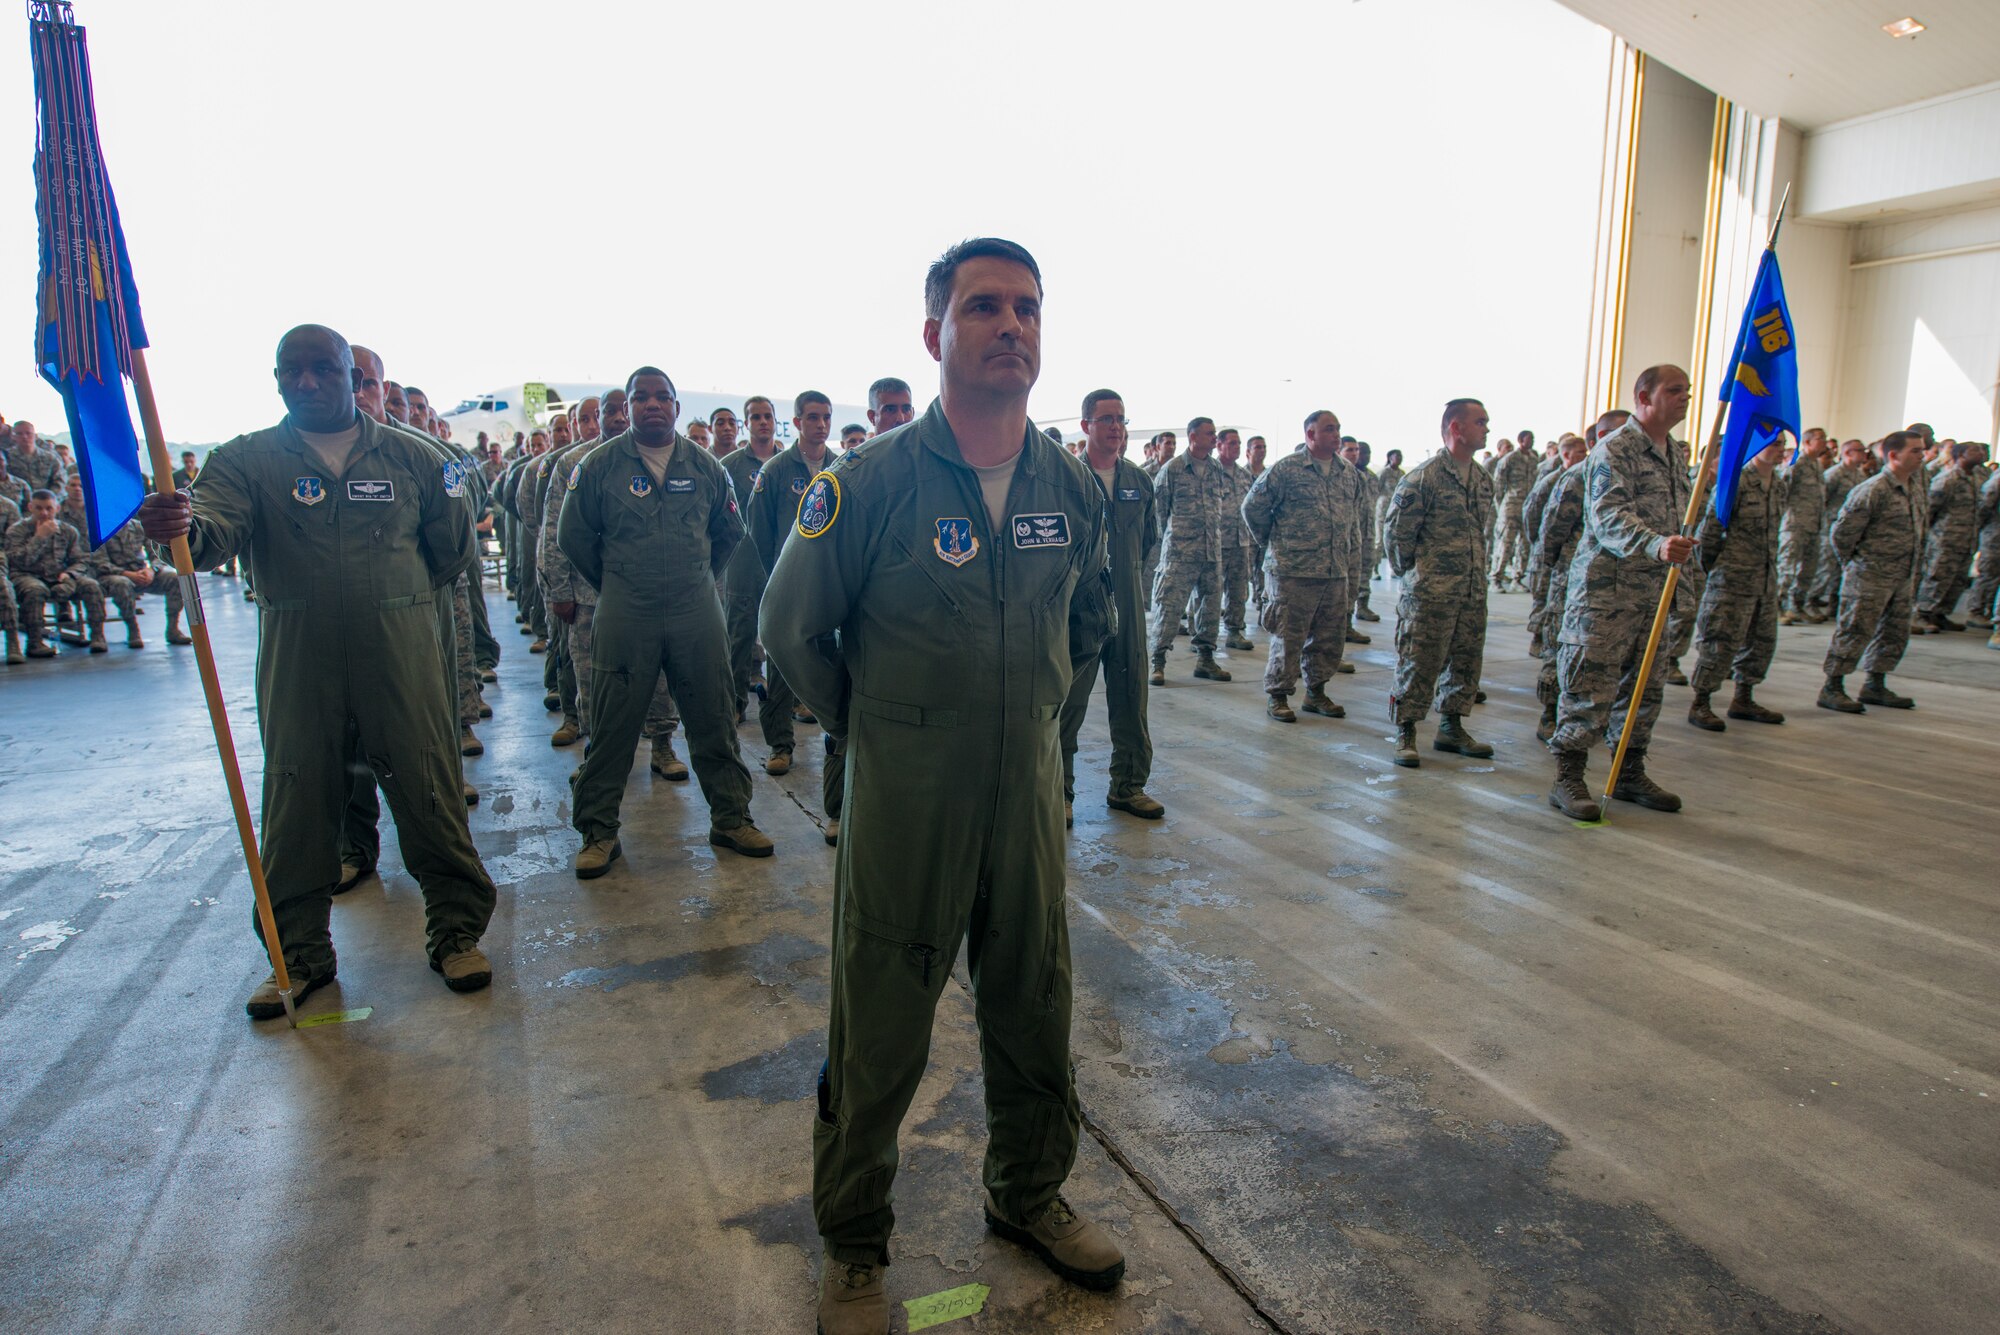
904, 1281, 989, 1331
296, 1007, 373, 1028
1573, 819, 1609, 830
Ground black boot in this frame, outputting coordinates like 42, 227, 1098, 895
1548, 750, 1600, 821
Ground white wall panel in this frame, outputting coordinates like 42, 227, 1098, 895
1616, 61, 1714, 390
1800, 82, 2000, 221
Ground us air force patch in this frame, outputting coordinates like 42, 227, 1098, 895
293, 477, 325, 506
796, 472, 839, 539
348, 480, 394, 502
567, 464, 583, 491
630, 475, 653, 498
1012, 513, 1071, 549
934, 517, 978, 567
790, 477, 807, 495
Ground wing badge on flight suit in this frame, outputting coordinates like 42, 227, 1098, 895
1012, 512, 1071, 548
935, 517, 979, 567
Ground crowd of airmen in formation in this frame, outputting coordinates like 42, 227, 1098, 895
10, 232, 1972, 1335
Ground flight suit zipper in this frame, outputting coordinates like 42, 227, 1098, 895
908, 943, 939, 989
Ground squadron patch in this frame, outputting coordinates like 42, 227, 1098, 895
665, 478, 696, 493
796, 472, 839, 539
751, 468, 765, 494
1011, 512, 1071, 549
934, 517, 979, 567
567, 464, 583, 491
630, 475, 653, 498
347, 480, 394, 502
292, 477, 325, 506
441, 459, 468, 499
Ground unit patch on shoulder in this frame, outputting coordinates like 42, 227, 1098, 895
751, 468, 765, 493
347, 480, 394, 502
567, 464, 583, 491
292, 477, 325, 506
796, 472, 840, 538
630, 475, 653, 498
441, 459, 468, 499
1011, 512, 1071, 549
934, 517, 979, 567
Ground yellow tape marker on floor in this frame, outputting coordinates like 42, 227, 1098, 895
904, 1282, 989, 1331
296, 1007, 373, 1028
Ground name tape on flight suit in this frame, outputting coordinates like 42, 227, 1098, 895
347, 480, 394, 502
1011, 513, 1070, 548
665, 478, 696, 493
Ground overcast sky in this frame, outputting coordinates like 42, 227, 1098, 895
0, 0, 1610, 454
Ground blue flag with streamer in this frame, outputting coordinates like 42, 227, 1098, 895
28, 2, 149, 548
1712, 248, 1800, 528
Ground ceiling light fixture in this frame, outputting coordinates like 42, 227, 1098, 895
1881, 16, 1925, 38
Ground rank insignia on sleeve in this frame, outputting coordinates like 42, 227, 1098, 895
1588, 461, 1613, 501
934, 517, 979, 566
665, 478, 696, 493
1393, 489, 1416, 508
292, 477, 324, 506
630, 475, 654, 498
1011, 512, 1071, 548
797, 472, 840, 539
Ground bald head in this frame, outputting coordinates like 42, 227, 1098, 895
274, 325, 359, 432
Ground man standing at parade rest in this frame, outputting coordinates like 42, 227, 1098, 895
1776, 428, 1828, 624
538, 396, 603, 745
1382, 399, 1498, 766
1491, 429, 1539, 589
520, 410, 575, 655
761, 239, 1122, 1335
1059, 388, 1165, 828
558, 367, 772, 877
1818, 430, 1928, 713
1917, 441, 1984, 632
1686, 440, 1788, 731
1525, 428, 1598, 741
1547, 366, 1701, 821
720, 396, 784, 719
1204, 427, 1257, 653
138, 325, 497, 1016
1148, 417, 1235, 685
1808, 438, 1869, 621
744, 390, 839, 777
1241, 410, 1365, 723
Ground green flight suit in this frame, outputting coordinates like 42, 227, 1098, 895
748, 443, 841, 755
718, 443, 779, 721
1060, 456, 1157, 800
558, 431, 755, 838
760, 402, 1117, 1266
182, 414, 496, 978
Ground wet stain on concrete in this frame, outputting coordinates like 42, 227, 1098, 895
720, 1193, 819, 1260
701, 1031, 825, 1105
557, 932, 826, 994
1355, 886, 1406, 902
1327, 863, 1379, 879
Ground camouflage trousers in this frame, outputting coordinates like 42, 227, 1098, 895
1260, 573, 1348, 695
1968, 534, 2000, 623
1916, 531, 1974, 617
1151, 553, 1221, 655
1664, 562, 1702, 662
1550, 567, 1670, 757
1390, 582, 1486, 723
1807, 530, 1843, 613
1203, 547, 1252, 635
1777, 519, 1821, 615
1823, 570, 1913, 679
560, 601, 679, 739
454, 575, 480, 729
0, 573, 16, 629
13, 573, 104, 629
99, 567, 186, 624
1492, 499, 1528, 581
1690, 569, 1777, 694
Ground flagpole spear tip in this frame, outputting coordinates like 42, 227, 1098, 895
1766, 182, 1793, 250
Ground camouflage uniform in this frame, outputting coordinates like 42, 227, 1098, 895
1810, 462, 1866, 616
719, 443, 780, 719
1550, 422, 1692, 755
1532, 463, 1590, 708
1967, 469, 2000, 623
2, 443, 65, 493
91, 517, 185, 627
1374, 461, 1404, 566
1690, 463, 1783, 695
1199, 458, 1256, 642
5, 516, 104, 629
1824, 469, 1924, 678
1382, 452, 1494, 723
1491, 448, 1538, 582
537, 437, 601, 728
1241, 447, 1364, 694
1148, 452, 1234, 657
0, 523, 18, 632
1916, 465, 1979, 620
1776, 450, 1824, 615
1351, 463, 1380, 614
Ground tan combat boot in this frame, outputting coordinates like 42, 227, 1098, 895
1191, 651, 1231, 681
432, 944, 493, 993
4, 628, 22, 664
1433, 714, 1493, 756
765, 748, 793, 776
710, 823, 775, 858
1300, 686, 1344, 718
650, 737, 690, 781
575, 837, 622, 879
983, 1192, 1125, 1291
1267, 693, 1295, 722
1548, 750, 1601, 821
87, 620, 108, 653
460, 725, 484, 756
1108, 790, 1165, 819
123, 612, 143, 648
816, 1254, 887, 1335
550, 718, 581, 747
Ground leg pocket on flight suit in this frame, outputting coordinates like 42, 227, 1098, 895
841, 915, 948, 1071
977, 899, 1062, 1039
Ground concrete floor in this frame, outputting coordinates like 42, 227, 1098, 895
0, 573, 1992, 1334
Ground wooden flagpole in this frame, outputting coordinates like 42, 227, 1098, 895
1600, 185, 1791, 811
129, 349, 298, 1026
